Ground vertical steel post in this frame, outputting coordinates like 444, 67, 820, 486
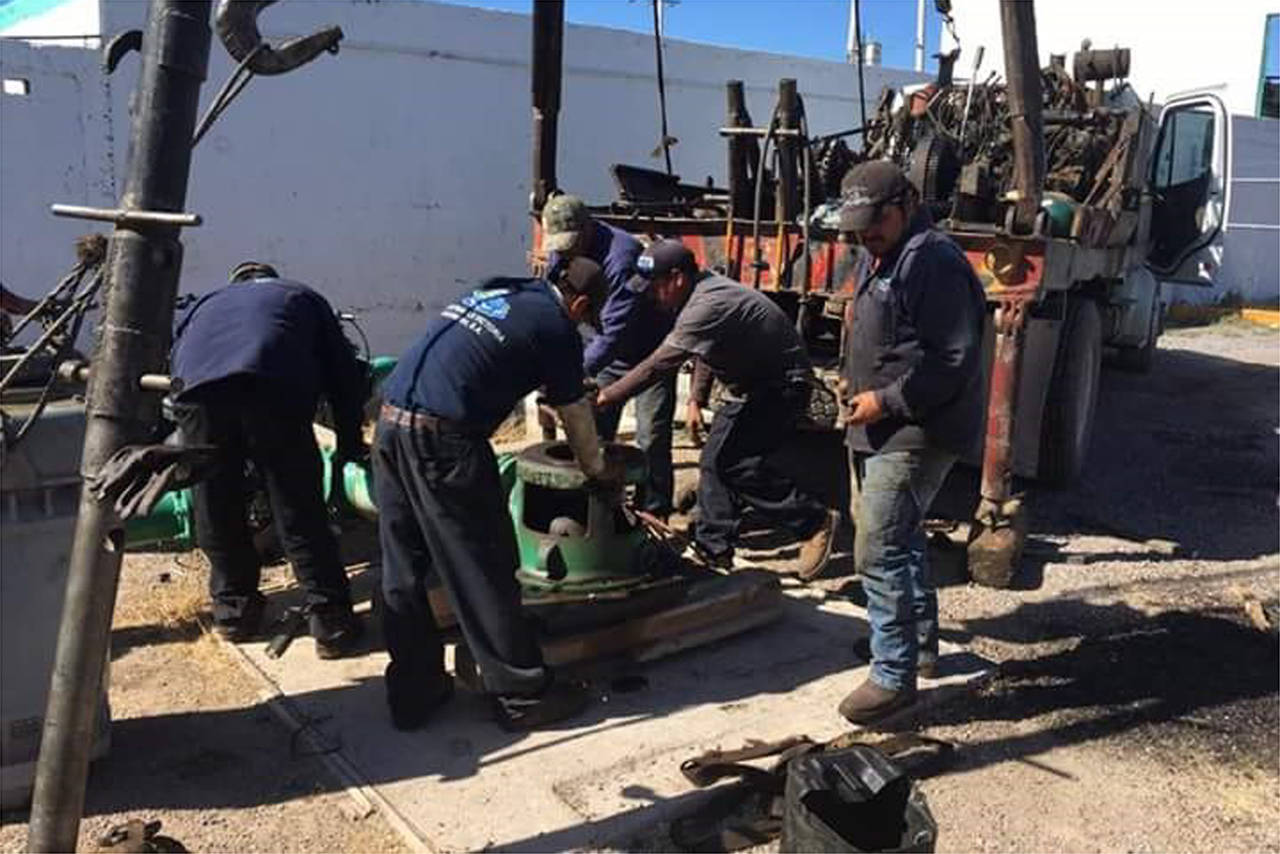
774, 79, 799, 225
1000, 0, 1045, 232
26, 2, 211, 850
531, 0, 564, 211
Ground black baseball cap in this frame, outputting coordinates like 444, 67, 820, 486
839, 160, 914, 232
633, 239, 697, 280
555, 256, 607, 308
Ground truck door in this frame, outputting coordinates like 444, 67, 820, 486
1146, 92, 1230, 284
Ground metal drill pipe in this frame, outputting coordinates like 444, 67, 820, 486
25, 3, 211, 850
530, 0, 564, 210
999, 0, 1046, 232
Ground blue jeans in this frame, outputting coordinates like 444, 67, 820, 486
595, 363, 676, 515
849, 446, 956, 692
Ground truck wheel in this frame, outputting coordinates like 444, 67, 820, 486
1038, 297, 1102, 487
1111, 298, 1160, 374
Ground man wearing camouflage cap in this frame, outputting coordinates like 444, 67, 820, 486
542, 194, 677, 518
836, 160, 986, 724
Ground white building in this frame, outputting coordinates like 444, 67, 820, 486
1, 0, 926, 354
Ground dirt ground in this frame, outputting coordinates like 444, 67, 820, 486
1, 321, 1276, 853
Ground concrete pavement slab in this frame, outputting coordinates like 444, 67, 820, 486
228, 566, 991, 852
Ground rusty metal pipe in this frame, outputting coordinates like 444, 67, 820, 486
999, 0, 1045, 233
968, 291, 1032, 588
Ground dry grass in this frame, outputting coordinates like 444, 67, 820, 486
113, 552, 212, 635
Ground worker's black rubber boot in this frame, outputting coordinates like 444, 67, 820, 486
493, 681, 591, 732
211, 594, 266, 643
310, 605, 364, 660
386, 667, 455, 732
689, 538, 735, 571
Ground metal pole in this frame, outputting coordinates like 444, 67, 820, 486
915, 0, 926, 72
25, 2, 211, 850
531, 0, 564, 210
1000, 0, 1045, 232
852, 0, 867, 149
651, 0, 674, 176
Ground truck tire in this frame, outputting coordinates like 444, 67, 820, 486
1038, 296, 1102, 487
1111, 297, 1160, 374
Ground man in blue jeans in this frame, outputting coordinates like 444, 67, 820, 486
836, 161, 987, 724
542, 194, 676, 516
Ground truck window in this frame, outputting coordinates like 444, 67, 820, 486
1152, 108, 1214, 190
1148, 104, 1217, 271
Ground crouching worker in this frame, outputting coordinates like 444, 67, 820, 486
594, 240, 839, 578
374, 259, 613, 732
169, 261, 367, 658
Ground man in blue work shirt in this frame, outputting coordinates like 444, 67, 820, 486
375, 258, 613, 732
542, 194, 676, 517
170, 262, 366, 658
836, 161, 986, 724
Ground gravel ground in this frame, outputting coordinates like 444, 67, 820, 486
824, 321, 1280, 853
1, 322, 1275, 853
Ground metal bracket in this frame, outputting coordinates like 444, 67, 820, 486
51, 204, 202, 228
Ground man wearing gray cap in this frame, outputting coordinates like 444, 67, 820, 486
836, 160, 986, 724
542, 194, 676, 517
595, 240, 839, 579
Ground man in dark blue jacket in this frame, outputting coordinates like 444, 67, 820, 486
170, 262, 366, 658
835, 161, 987, 724
375, 258, 612, 732
542, 194, 676, 516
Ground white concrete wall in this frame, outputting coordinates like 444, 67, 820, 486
941, 0, 1276, 117
2, 0, 926, 356
0, 41, 116, 312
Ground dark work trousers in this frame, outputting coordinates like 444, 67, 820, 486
174, 378, 351, 623
373, 417, 548, 699
594, 362, 676, 515
694, 383, 825, 557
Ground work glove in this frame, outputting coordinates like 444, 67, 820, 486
87, 443, 219, 520
585, 444, 627, 493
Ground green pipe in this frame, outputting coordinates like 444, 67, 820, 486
124, 353, 515, 548
124, 488, 195, 550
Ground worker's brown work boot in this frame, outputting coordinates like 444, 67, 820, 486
310, 605, 364, 660
838, 678, 917, 725
493, 680, 591, 732
796, 509, 840, 580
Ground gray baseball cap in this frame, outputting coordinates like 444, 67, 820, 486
541, 194, 591, 253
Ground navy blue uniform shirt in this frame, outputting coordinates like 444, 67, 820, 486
171, 277, 365, 451
549, 220, 671, 375
841, 210, 987, 457
380, 277, 585, 435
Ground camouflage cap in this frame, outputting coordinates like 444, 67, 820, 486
541, 194, 591, 253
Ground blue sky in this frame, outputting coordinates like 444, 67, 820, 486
433, 0, 946, 71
